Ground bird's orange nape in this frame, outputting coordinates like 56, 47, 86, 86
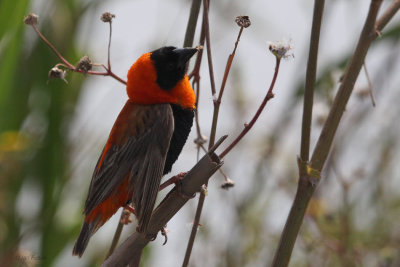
126, 53, 196, 109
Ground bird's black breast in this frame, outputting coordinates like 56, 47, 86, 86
163, 104, 194, 174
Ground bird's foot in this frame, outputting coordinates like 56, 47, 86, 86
143, 225, 169, 245
123, 204, 136, 214
160, 226, 169, 245
159, 172, 187, 191
120, 208, 133, 225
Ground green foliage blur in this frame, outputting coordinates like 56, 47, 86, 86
0, 0, 104, 266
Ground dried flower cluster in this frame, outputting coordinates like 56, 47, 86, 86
100, 12, 115, 23
235, 16, 251, 28
24, 13, 39, 26
76, 56, 93, 74
48, 66, 67, 83
221, 178, 235, 190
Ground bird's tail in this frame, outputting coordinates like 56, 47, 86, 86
73, 222, 94, 257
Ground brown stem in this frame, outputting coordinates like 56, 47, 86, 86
181, 189, 206, 267
182, 1, 214, 266
300, 0, 325, 162
183, 0, 202, 48
193, 80, 205, 141
192, 21, 207, 146
203, 0, 217, 99
32, 24, 75, 69
218, 26, 244, 103
219, 57, 281, 159
207, 25, 244, 155
106, 212, 125, 259
107, 21, 112, 70
375, 0, 400, 32
363, 62, 376, 107
210, 25, 244, 156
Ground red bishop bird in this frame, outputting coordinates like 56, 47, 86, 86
73, 46, 198, 257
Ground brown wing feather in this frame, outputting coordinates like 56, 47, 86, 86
83, 101, 174, 229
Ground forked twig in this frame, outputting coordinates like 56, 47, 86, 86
24, 12, 126, 85
219, 56, 281, 159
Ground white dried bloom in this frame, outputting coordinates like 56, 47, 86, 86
268, 40, 294, 59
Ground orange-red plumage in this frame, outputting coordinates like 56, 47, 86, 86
127, 52, 195, 109
85, 176, 131, 224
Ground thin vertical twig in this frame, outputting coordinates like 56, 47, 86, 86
208, 24, 244, 152
191, 14, 208, 156
183, 0, 202, 48
300, 0, 325, 162
107, 21, 112, 70
182, 1, 213, 265
363, 62, 376, 107
203, 0, 217, 99
106, 215, 124, 258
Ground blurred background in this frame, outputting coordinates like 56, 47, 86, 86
1, 0, 400, 266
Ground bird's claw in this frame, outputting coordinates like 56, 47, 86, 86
144, 225, 168, 245
161, 226, 168, 245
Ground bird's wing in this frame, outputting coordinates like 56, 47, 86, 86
83, 101, 174, 231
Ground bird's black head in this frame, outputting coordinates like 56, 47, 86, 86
150, 46, 198, 91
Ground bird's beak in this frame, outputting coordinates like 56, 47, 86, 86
173, 47, 199, 69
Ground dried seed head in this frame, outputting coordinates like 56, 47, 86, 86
48, 66, 67, 83
235, 16, 251, 28
24, 13, 39, 26
268, 40, 294, 59
76, 56, 92, 74
221, 178, 235, 190
100, 12, 115, 23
